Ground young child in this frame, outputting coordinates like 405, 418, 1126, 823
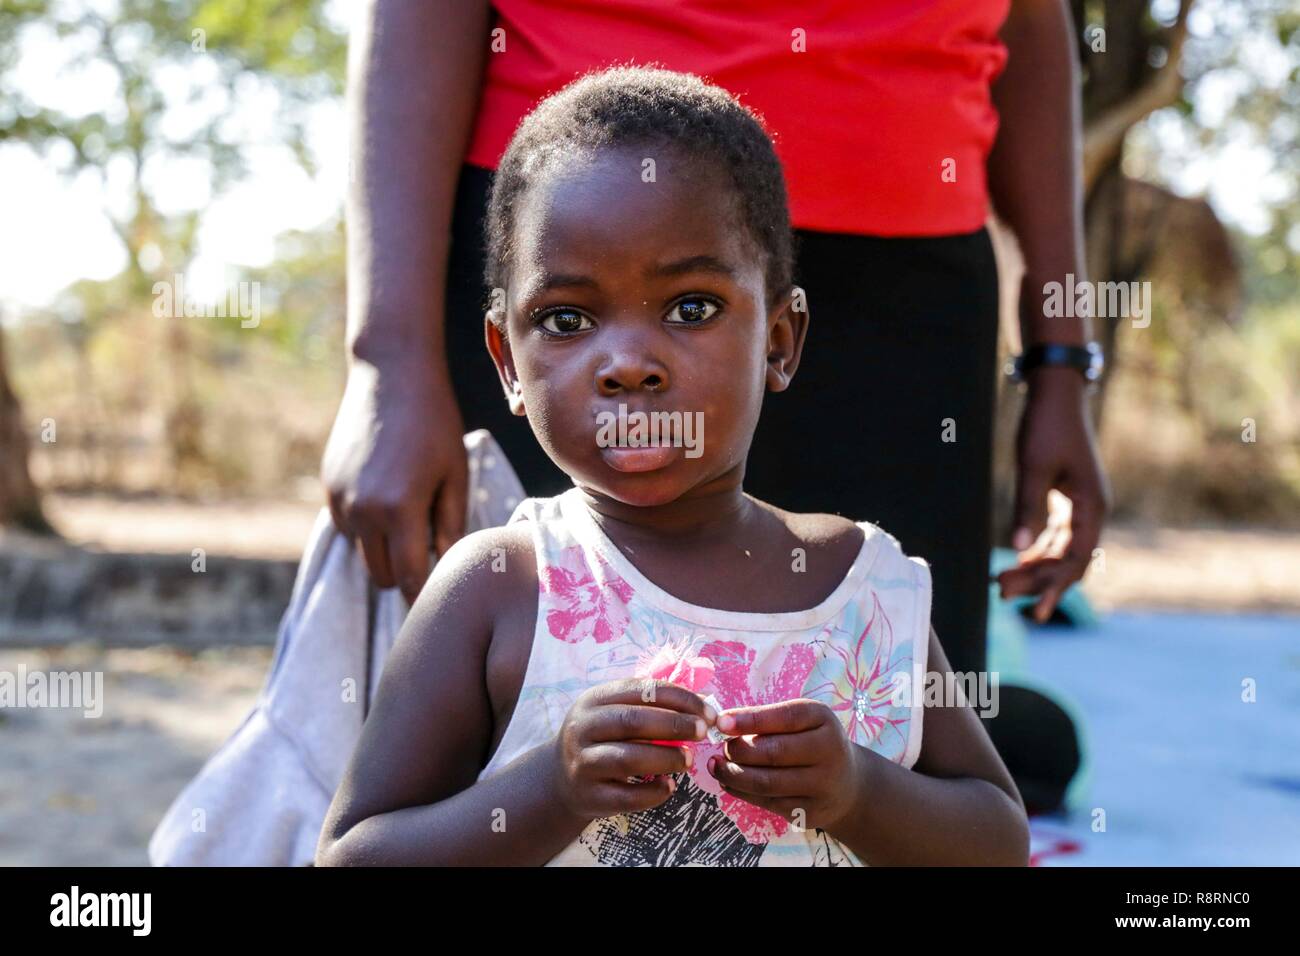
315, 67, 1029, 867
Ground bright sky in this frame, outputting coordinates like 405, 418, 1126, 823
0, 0, 1292, 317
0, 0, 351, 316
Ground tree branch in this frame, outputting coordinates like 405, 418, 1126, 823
1082, 0, 1194, 192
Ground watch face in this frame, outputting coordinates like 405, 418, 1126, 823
1086, 343, 1105, 381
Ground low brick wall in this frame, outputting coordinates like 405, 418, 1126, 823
0, 532, 296, 648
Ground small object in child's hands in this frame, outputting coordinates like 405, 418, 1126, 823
702, 694, 729, 744
632, 694, 730, 785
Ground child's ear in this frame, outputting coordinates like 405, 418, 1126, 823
484, 310, 527, 416
764, 285, 809, 393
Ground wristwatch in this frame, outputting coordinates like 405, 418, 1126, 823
1005, 342, 1105, 385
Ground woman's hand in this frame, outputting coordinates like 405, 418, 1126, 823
989, 0, 1110, 623
707, 699, 864, 832
552, 680, 714, 820
326, 0, 491, 605
321, 358, 468, 605
998, 366, 1110, 622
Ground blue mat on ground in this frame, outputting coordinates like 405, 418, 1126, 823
1022, 610, 1300, 866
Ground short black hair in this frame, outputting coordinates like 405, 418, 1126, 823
485, 66, 795, 307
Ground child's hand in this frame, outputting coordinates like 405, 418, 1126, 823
552, 679, 714, 821
706, 699, 863, 832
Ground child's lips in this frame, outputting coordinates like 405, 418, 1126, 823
600, 444, 681, 473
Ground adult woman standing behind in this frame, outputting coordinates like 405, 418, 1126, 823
323, 0, 1107, 683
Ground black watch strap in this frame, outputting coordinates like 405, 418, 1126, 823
1008, 342, 1104, 384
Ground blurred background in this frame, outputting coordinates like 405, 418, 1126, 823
0, 0, 1297, 865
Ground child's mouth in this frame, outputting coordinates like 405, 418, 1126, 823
600, 445, 681, 473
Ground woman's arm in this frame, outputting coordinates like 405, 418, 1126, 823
321, 0, 492, 604
827, 628, 1030, 865
315, 527, 593, 866
988, 0, 1110, 624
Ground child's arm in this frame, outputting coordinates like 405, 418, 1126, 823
314, 528, 577, 865
709, 627, 1030, 866
315, 528, 709, 866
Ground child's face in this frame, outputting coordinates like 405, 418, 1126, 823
486, 146, 805, 508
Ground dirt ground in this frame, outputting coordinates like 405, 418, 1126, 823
42, 491, 1300, 612
2, 493, 1297, 865
0, 644, 270, 865
1080, 523, 1300, 613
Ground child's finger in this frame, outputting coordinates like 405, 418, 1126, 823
582, 741, 691, 779
706, 756, 814, 799
591, 679, 714, 721
715, 699, 826, 737
723, 729, 820, 768
587, 704, 708, 744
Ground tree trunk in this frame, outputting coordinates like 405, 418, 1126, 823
0, 325, 52, 533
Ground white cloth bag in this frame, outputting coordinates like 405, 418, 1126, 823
148, 430, 525, 866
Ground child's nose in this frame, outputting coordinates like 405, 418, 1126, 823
596, 351, 670, 396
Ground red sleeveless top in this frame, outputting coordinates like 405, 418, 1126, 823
465, 0, 1010, 237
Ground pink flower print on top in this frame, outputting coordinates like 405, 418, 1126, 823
639, 643, 715, 695
692, 639, 821, 845
703, 639, 817, 711
539, 546, 633, 644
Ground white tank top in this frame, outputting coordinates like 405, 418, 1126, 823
478, 487, 933, 866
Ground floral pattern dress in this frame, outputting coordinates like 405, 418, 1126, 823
477, 487, 933, 866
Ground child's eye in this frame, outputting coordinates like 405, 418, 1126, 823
666, 298, 719, 325
536, 308, 594, 335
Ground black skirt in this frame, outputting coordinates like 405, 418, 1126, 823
443, 164, 997, 675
